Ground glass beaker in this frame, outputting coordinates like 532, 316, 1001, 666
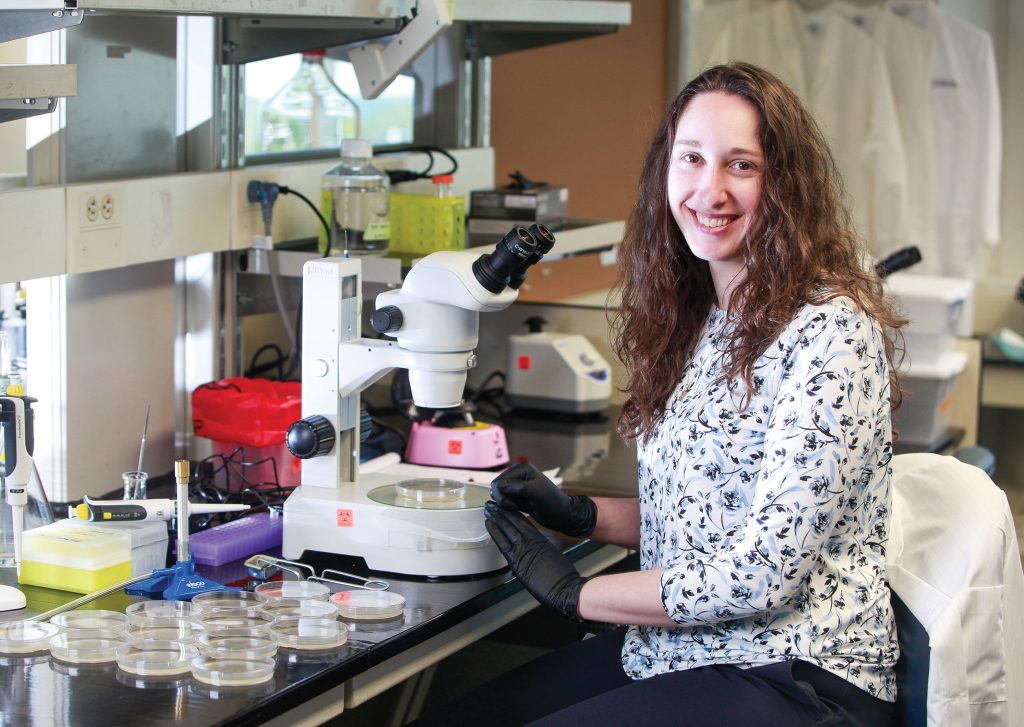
122, 471, 148, 500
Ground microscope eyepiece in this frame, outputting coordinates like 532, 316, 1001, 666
508, 223, 556, 289
472, 226, 538, 294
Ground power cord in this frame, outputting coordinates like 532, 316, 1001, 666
378, 145, 459, 186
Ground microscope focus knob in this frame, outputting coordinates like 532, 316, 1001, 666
371, 305, 404, 334
286, 416, 335, 459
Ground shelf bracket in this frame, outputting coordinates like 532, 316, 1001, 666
1, 8, 84, 44
0, 97, 58, 123
349, 0, 453, 100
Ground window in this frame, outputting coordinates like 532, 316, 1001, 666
243, 53, 414, 158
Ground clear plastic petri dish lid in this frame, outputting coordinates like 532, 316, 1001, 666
126, 600, 201, 623
50, 631, 127, 664
191, 590, 266, 614
331, 590, 406, 621
51, 610, 128, 633
195, 611, 276, 633
198, 628, 278, 659
261, 599, 339, 621
0, 621, 61, 654
191, 655, 276, 686
253, 581, 331, 602
116, 640, 198, 676
268, 617, 347, 651
396, 478, 466, 503
125, 619, 204, 644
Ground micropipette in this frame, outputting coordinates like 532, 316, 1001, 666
74, 495, 250, 522
0, 395, 35, 578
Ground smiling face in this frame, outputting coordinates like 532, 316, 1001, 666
668, 91, 764, 308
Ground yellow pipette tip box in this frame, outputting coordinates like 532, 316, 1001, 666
20, 519, 168, 594
389, 193, 466, 255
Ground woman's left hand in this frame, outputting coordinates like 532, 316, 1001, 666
484, 501, 587, 621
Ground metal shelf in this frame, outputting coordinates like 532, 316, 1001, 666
0, 63, 77, 122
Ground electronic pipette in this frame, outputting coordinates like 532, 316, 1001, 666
74, 496, 249, 522
1, 395, 35, 578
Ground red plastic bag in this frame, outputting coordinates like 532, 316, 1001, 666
192, 377, 301, 448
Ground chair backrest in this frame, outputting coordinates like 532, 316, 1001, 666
891, 590, 929, 727
887, 453, 1024, 727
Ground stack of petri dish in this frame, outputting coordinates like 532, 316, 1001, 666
116, 640, 198, 676
0, 621, 61, 655
126, 600, 201, 624
268, 617, 348, 651
49, 610, 129, 664
198, 627, 278, 659
260, 598, 339, 622
195, 610, 276, 634
126, 618, 204, 645
254, 580, 331, 602
50, 631, 127, 664
125, 600, 204, 644
331, 590, 406, 622
191, 590, 267, 616
191, 655, 276, 687
51, 610, 128, 634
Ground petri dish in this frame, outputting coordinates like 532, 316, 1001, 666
125, 619, 204, 645
49, 631, 127, 664
195, 612, 276, 633
191, 655, 276, 686
126, 600, 200, 623
191, 591, 266, 615
331, 590, 406, 621
254, 581, 330, 602
367, 482, 490, 510
268, 617, 347, 651
396, 478, 465, 503
198, 628, 278, 659
116, 640, 198, 676
51, 610, 128, 633
261, 599, 338, 621
0, 621, 61, 654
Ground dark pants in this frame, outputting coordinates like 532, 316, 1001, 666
410, 628, 896, 727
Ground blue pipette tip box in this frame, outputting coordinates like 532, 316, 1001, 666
185, 512, 284, 566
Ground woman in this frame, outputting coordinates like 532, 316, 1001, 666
424, 62, 904, 726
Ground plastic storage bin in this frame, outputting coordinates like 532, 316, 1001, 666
885, 274, 973, 366
893, 350, 968, 446
20, 519, 168, 594
192, 378, 302, 487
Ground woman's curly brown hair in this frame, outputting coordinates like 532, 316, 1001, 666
611, 62, 905, 442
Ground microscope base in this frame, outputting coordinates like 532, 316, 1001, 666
282, 478, 506, 578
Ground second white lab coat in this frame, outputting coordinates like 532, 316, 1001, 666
889, 1, 1002, 278
707, 0, 909, 258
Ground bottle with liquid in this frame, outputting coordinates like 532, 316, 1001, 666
5, 373, 24, 396
259, 49, 360, 153
321, 139, 391, 256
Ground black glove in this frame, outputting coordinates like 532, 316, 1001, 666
484, 501, 587, 621
489, 461, 597, 537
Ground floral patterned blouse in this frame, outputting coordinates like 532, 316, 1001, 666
621, 297, 899, 701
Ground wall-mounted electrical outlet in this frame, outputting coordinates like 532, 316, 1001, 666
101, 193, 115, 221
85, 195, 98, 222
69, 184, 125, 273
77, 188, 121, 229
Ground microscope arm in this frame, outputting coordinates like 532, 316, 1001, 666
337, 339, 476, 410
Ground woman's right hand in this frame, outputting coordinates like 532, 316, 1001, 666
489, 461, 597, 537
